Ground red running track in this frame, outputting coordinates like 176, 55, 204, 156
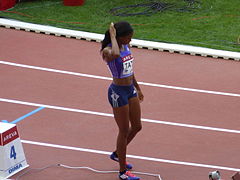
0, 27, 240, 180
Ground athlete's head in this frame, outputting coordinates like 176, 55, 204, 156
101, 21, 134, 51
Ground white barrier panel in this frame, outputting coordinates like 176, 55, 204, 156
0, 18, 240, 61
0, 122, 29, 180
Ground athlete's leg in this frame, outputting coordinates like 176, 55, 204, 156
127, 96, 142, 145
113, 104, 130, 172
111, 97, 141, 162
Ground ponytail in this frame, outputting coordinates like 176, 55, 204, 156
101, 30, 111, 51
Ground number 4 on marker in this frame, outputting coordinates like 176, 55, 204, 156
10, 145, 17, 160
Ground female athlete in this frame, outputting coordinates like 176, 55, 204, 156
101, 21, 144, 180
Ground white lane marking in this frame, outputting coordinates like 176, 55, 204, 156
21, 139, 240, 172
0, 60, 240, 97
0, 60, 111, 81
1, 98, 240, 134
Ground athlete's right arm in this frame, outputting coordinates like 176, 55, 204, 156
102, 23, 120, 62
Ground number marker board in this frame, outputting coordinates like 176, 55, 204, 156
0, 122, 29, 179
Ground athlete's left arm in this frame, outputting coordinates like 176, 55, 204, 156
133, 74, 144, 102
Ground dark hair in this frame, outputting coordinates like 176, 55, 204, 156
101, 21, 133, 51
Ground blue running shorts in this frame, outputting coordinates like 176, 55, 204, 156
108, 83, 137, 108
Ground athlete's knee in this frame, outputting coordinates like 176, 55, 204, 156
132, 124, 142, 134
118, 127, 129, 138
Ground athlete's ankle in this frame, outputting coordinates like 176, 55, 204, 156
113, 151, 118, 157
119, 169, 127, 174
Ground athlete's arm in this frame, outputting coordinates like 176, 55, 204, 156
102, 23, 120, 62
133, 74, 144, 102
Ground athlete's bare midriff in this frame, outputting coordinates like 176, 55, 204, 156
113, 75, 134, 86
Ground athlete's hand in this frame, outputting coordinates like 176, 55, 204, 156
137, 90, 144, 103
109, 22, 116, 37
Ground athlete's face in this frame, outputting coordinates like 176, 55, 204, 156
118, 32, 133, 45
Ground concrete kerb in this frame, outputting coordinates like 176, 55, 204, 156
0, 18, 240, 61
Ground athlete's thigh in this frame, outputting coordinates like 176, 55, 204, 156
128, 97, 141, 129
113, 105, 130, 131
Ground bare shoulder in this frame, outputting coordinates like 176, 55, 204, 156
102, 46, 119, 62
102, 47, 112, 56
102, 47, 112, 61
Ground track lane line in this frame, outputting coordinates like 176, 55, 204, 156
1, 98, 240, 134
21, 139, 240, 172
1, 60, 240, 97
7, 107, 45, 124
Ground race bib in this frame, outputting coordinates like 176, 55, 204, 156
122, 55, 133, 75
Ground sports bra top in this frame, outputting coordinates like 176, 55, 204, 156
106, 44, 134, 79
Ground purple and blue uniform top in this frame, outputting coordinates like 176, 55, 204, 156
107, 44, 134, 79
105, 44, 137, 108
